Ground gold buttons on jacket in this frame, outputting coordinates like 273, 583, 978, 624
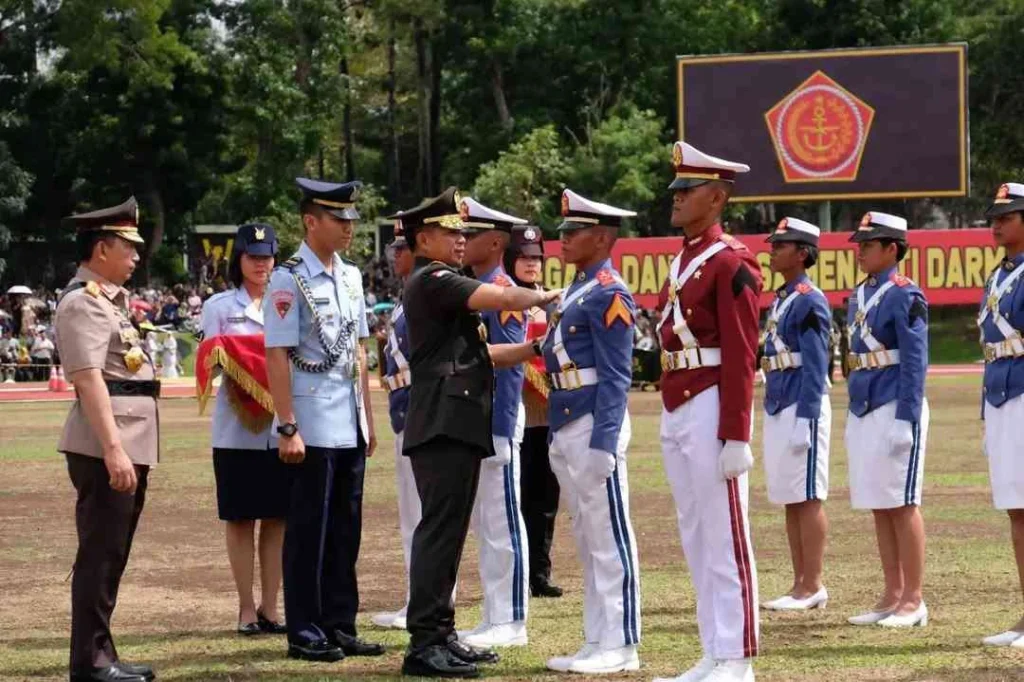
563, 408, 571, 415
686, 308, 692, 316
683, 390, 691, 399
569, 326, 577, 333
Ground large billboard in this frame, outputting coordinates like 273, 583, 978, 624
542, 229, 1001, 309
676, 45, 969, 202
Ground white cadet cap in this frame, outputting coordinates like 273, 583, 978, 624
459, 197, 528, 233
851, 211, 908, 243
558, 189, 636, 231
986, 182, 1024, 218
766, 216, 820, 245
669, 141, 751, 190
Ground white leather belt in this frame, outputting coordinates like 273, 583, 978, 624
761, 351, 803, 373
549, 366, 598, 391
384, 370, 411, 393
846, 349, 900, 371
661, 347, 722, 372
984, 337, 1024, 362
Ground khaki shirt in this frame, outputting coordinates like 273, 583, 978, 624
54, 266, 159, 466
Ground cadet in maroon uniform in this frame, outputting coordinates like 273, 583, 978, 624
654, 142, 763, 682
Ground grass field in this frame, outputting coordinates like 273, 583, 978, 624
2, 378, 1024, 682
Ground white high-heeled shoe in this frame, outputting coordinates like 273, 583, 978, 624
847, 608, 896, 625
877, 602, 928, 628
764, 588, 828, 611
983, 630, 1024, 647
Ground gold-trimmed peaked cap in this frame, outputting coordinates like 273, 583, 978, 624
398, 187, 465, 245
669, 141, 750, 190
296, 177, 362, 220
64, 196, 144, 244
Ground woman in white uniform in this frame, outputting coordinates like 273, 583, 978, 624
760, 217, 833, 612
977, 183, 1024, 647
201, 223, 290, 635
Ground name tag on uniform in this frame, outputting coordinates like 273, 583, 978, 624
227, 315, 246, 323
118, 320, 139, 344
314, 297, 331, 305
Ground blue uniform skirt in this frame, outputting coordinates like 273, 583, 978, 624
213, 448, 292, 521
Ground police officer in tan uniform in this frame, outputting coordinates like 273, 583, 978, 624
55, 197, 159, 682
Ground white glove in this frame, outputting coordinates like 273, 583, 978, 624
488, 437, 512, 467
584, 448, 618, 488
789, 417, 812, 456
720, 440, 754, 480
888, 420, 915, 459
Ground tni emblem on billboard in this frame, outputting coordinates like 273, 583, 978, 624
765, 71, 875, 183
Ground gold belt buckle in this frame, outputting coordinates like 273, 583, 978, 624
984, 344, 996, 362
661, 352, 673, 372
561, 362, 581, 390
846, 353, 859, 371
760, 356, 771, 373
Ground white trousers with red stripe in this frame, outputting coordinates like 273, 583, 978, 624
660, 386, 759, 660
549, 412, 641, 650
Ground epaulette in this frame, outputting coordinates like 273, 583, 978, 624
719, 233, 747, 251
58, 281, 88, 304
85, 281, 102, 298
281, 255, 302, 271
795, 282, 812, 295
890, 272, 913, 287
596, 269, 618, 287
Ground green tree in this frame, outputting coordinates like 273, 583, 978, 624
0, 142, 33, 280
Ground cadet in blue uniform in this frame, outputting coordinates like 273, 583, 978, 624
844, 211, 930, 629
397, 187, 559, 679
458, 197, 531, 648
201, 223, 290, 635
543, 189, 641, 675
263, 178, 383, 662
977, 183, 1024, 648
372, 216, 422, 631
760, 217, 832, 613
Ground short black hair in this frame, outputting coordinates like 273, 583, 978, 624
300, 198, 325, 218
228, 248, 276, 288
878, 238, 908, 262
75, 231, 118, 263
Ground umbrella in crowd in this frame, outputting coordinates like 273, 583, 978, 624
5, 285, 32, 295
373, 302, 396, 314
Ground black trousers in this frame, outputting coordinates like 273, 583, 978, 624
283, 445, 365, 644
520, 426, 559, 584
66, 453, 149, 673
406, 438, 482, 650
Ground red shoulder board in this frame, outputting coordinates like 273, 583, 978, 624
795, 282, 812, 295
596, 269, 616, 287
493, 274, 512, 287
719, 233, 747, 251
890, 273, 912, 287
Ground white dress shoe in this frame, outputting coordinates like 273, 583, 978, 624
370, 609, 407, 629
983, 630, 1024, 647
548, 642, 599, 672
848, 608, 896, 625
769, 588, 828, 611
877, 603, 928, 628
567, 644, 640, 674
456, 621, 490, 640
652, 655, 715, 681
460, 621, 528, 648
1009, 636, 1024, 649
702, 659, 754, 682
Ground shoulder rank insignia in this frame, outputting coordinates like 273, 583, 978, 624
890, 273, 912, 287
720, 233, 747, 250
604, 293, 632, 328
282, 255, 302, 270
499, 310, 524, 326
596, 269, 616, 287
796, 282, 812, 295
432, 270, 452, 278
85, 281, 101, 298
493, 274, 512, 287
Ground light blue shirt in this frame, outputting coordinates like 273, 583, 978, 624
201, 287, 277, 450
263, 241, 370, 448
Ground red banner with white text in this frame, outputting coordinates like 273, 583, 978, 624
542, 228, 1003, 309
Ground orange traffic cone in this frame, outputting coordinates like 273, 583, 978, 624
48, 365, 58, 391
56, 366, 69, 391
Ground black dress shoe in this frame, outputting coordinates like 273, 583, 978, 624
257, 609, 287, 635
447, 639, 499, 665
69, 666, 147, 682
237, 621, 261, 636
287, 639, 345, 662
531, 578, 564, 598
402, 645, 480, 679
330, 630, 386, 656
116, 662, 154, 681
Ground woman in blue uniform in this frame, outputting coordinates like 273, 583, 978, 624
201, 223, 290, 635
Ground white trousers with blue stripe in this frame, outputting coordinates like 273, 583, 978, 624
762, 397, 831, 505
549, 412, 641, 650
846, 399, 930, 510
470, 408, 529, 626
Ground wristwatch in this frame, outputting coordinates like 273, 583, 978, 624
531, 338, 543, 357
277, 422, 298, 438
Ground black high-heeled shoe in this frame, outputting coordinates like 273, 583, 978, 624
257, 608, 287, 635
237, 620, 261, 636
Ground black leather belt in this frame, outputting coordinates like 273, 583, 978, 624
105, 379, 161, 398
